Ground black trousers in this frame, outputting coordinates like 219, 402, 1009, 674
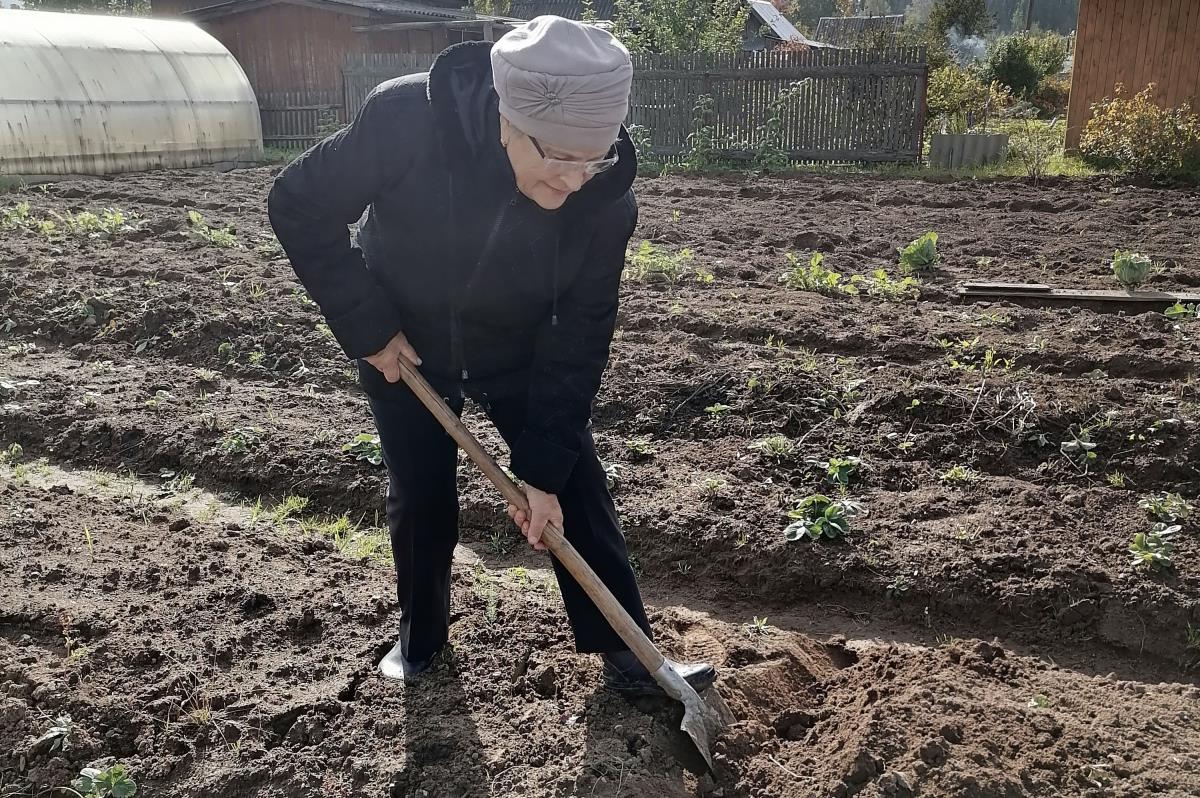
365, 378, 652, 663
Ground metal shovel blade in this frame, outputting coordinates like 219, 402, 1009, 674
651, 662, 733, 772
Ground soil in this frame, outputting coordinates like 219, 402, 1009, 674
2, 168, 1199, 797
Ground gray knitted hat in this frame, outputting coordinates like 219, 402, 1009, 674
491, 16, 633, 153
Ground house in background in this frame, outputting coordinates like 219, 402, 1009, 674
152, 0, 518, 147
1066, 0, 1200, 150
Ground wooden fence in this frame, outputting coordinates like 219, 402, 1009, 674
343, 53, 438, 123
333, 47, 928, 163
259, 90, 346, 148
630, 48, 928, 163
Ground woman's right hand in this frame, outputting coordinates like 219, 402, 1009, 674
365, 331, 422, 383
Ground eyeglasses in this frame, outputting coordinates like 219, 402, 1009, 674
527, 133, 620, 176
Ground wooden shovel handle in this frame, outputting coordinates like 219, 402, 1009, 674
395, 358, 665, 672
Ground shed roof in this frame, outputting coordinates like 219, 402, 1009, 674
186, 0, 472, 22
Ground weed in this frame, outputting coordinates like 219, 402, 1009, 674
899, 232, 939, 274
165, 472, 195, 493
187, 210, 240, 248
861, 269, 920, 301
488, 529, 512, 554
939, 337, 1011, 373
750, 434, 794, 460
311, 429, 338, 446
144, 390, 172, 410
245, 281, 267, 302
255, 235, 285, 257
733, 530, 749, 548
745, 616, 772, 637
219, 427, 263, 456
1059, 429, 1098, 471
779, 252, 856, 296
624, 240, 694, 283
1139, 492, 1192, 523
83, 525, 95, 562
705, 403, 731, 416
671, 209, 682, 222
694, 266, 715, 285
271, 495, 310, 525
674, 561, 692, 576
940, 465, 981, 486
625, 436, 657, 460
1106, 471, 1128, 489
1028, 694, 1051, 709
1129, 524, 1178, 571
72, 762, 137, 797
472, 566, 500, 624
343, 433, 383, 466
217, 341, 235, 362
784, 494, 865, 542
698, 477, 728, 500
1186, 624, 1200, 654
37, 715, 76, 754
1, 442, 23, 466
2, 201, 32, 229
247, 350, 266, 367
603, 461, 623, 491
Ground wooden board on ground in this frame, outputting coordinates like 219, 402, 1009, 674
958, 282, 1200, 308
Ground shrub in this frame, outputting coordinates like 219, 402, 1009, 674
1080, 84, 1200, 178
928, 0, 993, 37
981, 34, 1044, 97
1031, 74, 1071, 117
926, 64, 1012, 133
1026, 32, 1069, 77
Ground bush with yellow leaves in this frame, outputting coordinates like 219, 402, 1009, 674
1080, 84, 1200, 178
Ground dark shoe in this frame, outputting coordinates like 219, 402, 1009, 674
602, 650, 717, 699
378, 640, 437, 683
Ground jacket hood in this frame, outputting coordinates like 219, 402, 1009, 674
426, 40, 637, 215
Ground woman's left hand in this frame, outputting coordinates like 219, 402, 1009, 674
507, 485, 561, 551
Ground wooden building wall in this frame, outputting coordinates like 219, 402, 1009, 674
1066, 0, 1200, 149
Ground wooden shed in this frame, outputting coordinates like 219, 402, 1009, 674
1066, 0, 1200, 150
152, 0, 516, 147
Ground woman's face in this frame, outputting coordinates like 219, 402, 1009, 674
500, 116, 609, 210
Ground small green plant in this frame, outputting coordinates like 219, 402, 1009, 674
1028, 694, 1051, 710
940, 465, 981, 486
862, 269, 920, 301
1129, 524, 1177, 571
779, 252, 856, 296
217, 341, 235, 362
255, 235, 285, 257
698, 477, 728, 500
694, 266, 715, 285
939, 337, 1011, 373
784, 494, 864, 542
144, 390, 172, 410
187, 210, 240, 248
1139, 492, 1192, 523
674, 561, 692, 576
1164, 302, 1198, 321
219, 427, 262, 456
245, 281, 267, 302
705, 403, 731, 416
37, 715, 76, 754
2, 201, 32, 229
1106, 471, 1127, 489
1, 442, 23, 465
821, 456, 860, 487
271, 494, 310, 525
603, 461, 623, 491
72, 762, 137, 797
899, 232, 939, 274
624, 240, 694, 283
1060, 430, 1098, 471
343, 433, 383, 466
745, 616, 772, 637
625, 436, 657, 460
83, 525, 95, 562
750, 434, 794, 460
1111, 250, 1157, 289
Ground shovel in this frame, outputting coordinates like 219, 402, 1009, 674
395, 357, 730, 771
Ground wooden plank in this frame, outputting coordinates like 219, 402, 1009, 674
959, 283, 1200, 304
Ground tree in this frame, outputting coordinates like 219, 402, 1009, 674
612, 0, 749, 53
928, 0, 993, 36
20, 0, 148, 12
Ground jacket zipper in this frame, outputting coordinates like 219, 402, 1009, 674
453, 190, 519, 381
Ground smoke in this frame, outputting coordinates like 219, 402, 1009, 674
946, 25, 987, 65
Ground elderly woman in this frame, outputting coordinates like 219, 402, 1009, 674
268, 16, 714, 698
